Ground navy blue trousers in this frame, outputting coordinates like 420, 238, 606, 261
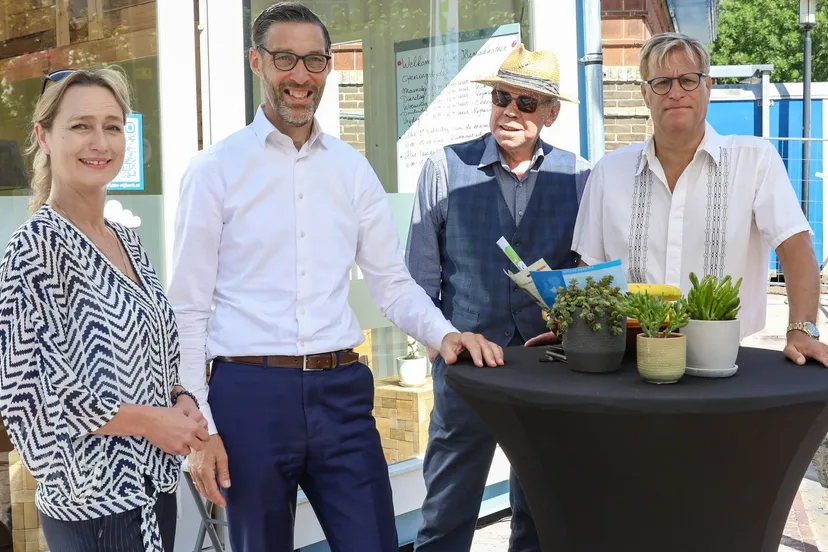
40, 492, 177, 552
210, 359, 397, 552
414, 355, 541, 552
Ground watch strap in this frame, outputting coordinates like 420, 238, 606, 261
787, 321, 818, 337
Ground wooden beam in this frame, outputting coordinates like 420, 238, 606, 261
0, 2, 8, 43
8, 7, 54, 41
88, 0, 104, 40
56, 0, 70, 47
0, 26, 158, 82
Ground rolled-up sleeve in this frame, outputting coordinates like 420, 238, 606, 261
753, 141, 813, 249
571, 160, 608, 265
168, 152, 225, 435
405, 154, 448, 307
0, 252, 120, 477
355, 159, 457, 350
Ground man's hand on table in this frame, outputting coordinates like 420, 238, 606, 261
440, 332, 504, 367
189, 434, 231, 507
785, 330, 828, 367
524, 331, 560, 348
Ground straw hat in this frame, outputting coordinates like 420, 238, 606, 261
474, 44, 579, 104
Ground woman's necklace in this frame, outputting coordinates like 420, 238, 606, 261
50, 201, 132, 276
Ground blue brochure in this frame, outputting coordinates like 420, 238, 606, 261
529, 260, 629, 307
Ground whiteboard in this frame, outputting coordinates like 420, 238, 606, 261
394, 24, 521, 193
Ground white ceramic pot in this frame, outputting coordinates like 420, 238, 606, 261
397, 357, 428, 387
683, 319, 740, 371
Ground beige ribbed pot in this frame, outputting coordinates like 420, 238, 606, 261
636, 333, 686, 384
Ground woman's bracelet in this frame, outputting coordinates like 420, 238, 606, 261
171, 389, 199, 409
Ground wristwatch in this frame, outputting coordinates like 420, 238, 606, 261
787, 321, 820, 339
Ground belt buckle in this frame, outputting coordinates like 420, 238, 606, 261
302, 355, 322, 371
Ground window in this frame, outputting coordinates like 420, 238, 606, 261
0, 0, 167, 278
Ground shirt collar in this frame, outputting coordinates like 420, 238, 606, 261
637, 122, 724, 175
478, 133, 545, 169
251, 105, 327, 150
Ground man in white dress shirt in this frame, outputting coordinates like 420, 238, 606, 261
168, 3, 503, 551
530, 32, 828, 366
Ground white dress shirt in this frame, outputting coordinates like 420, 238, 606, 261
169, 106, 457, 433
572, 123, 811, 338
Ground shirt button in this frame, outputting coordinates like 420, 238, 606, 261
518, 210, 523, 216
299, 341, 305, 347
301, 270, 306, 276
300, 309, 306, 315
300, 232, 306, 238
298, 193, 304, 199
513, 308, 521, 315
512, 285, 519, 292
513, 241, 522, 247
504, 330, 511, 337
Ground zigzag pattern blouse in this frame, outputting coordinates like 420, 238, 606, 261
0, 206, 181, 552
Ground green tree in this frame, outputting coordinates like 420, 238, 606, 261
710, 0, 828, 82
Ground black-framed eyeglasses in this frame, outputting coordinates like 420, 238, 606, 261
644, 72, 707, 95
491, 89, 545, 114
258, 48, 331, 73
41, 69, 76, 96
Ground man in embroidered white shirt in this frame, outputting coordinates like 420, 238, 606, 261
529, 32, 828, 367
168, 3, 503, 551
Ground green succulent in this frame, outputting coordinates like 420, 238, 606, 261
623, 291, 689, 338
549, 275, 626, 337
681, 272, 742, 321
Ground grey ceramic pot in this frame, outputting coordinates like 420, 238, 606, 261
561, 310, 627, 373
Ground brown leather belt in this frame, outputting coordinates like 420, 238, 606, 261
216, 350, 359, 370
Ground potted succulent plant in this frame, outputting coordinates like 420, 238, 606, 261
680, 272, 742, 375
623, 291, 689, 384
397, 337, 428, 387
549, 275, 627, 373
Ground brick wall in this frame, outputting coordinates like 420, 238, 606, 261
332, 43, 366, 156
603, 66, 653, 152
601, 0, 674, 67
338, 72, 365, 155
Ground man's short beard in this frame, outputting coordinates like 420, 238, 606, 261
264, 81, 322, 128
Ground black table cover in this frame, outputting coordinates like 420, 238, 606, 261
446, 346, 828, 552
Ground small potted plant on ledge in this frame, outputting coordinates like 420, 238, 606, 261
549, 275, 627, 374
680, 272, 742, 377
623, 291, 689, 384
397, 337, 428, 387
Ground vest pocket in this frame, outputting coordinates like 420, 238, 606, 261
451, 299, 479, 331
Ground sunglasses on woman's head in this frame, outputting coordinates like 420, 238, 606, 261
40, 69, 76, 96
491, 89, 541, 113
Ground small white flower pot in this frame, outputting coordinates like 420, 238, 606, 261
397, 357, 428, 387
683, 319, 740, 371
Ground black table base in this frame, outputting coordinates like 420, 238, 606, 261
465, 397, 828, 552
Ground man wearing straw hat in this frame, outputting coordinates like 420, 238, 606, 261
405, 44, 590, 551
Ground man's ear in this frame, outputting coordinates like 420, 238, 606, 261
545, 101, 562, 127
640, 82, 650, 109
249, 47, 264, 78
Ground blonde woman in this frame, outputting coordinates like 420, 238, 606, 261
0, 67, 209, 551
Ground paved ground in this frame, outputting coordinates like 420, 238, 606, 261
472, 291, 828, 551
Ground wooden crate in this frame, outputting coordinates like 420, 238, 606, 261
9, 451, 46, 552
372, 377, 434, 464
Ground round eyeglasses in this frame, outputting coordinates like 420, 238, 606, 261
644, 72, 707, 95
258, 48, 331, 73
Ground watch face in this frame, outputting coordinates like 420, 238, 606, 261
808, 322, 821, 338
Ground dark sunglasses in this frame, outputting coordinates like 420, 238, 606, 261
491, 89, 542, 113
40, 69, 76, 96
